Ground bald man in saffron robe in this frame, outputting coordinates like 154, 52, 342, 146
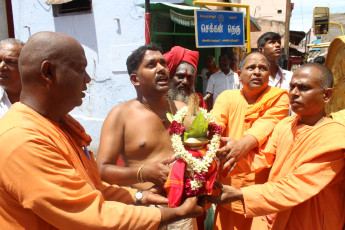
0, 32, 204, 229
208, 63, 345, 230
211, 51, 289, 230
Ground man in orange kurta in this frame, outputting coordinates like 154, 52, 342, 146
0, 31, 204, 229
209, 63, 345, 229
211, 51, 289, 230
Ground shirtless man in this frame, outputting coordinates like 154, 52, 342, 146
97, 44, 186, 190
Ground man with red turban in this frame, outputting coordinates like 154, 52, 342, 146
164, 46, 207, 109
164, 46, 209, 229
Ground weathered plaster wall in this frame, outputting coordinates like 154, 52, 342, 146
11, 0, 147, 153
0, 0, 9, 40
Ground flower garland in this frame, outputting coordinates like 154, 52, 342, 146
169, 106, 222, 191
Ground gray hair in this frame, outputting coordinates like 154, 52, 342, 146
0, 38, 25, 47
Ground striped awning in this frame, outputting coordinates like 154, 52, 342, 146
45, 0, 73, 5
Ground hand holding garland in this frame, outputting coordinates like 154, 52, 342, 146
139, 186, 169, 205
217, 135, 258, 174
139, 156, 175, 187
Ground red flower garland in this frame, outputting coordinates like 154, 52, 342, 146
208, 122, 222, 139
169, 120, 185, 136
184, 172, 207, 196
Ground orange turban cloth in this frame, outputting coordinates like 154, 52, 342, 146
163, 46, 199, 77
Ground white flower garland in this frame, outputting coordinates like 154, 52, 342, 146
171, 106, 220, 190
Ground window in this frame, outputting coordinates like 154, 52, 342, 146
277, 10, 282, 14
53, 0, 92, 17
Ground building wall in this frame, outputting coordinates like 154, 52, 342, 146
231, 0, 288, 50
237, 0, 287, 22
11, 0, 147, 153
249, 19, 286, 49
0, 0, 9, 40
226, 0, 288, 51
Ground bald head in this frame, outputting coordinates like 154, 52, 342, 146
289, 63, 333, 124
239, 51, 270, 70
300, 63, 333, 90
19, 32, 84, 84
19, 32, 90, 122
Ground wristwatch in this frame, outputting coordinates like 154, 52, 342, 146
135, 190, 143, 205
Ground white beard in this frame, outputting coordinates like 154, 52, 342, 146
167, 82, 194, 104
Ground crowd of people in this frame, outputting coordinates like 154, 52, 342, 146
0, 30, 344, 230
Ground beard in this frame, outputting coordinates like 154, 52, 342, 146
167, 81, 194, 104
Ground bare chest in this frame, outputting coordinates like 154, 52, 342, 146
123, 118, 174, 165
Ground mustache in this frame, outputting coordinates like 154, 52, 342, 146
176, 85, 192, 91
155, 72, 168, 80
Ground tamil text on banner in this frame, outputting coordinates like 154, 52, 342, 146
195, 10, 245, 48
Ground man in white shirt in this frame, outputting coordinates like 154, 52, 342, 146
206, 53, 240, 110
0, 38, 24, 117
257, 32, 293, 91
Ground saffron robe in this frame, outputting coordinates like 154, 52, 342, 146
0, 103, 161, 230
211, 86, 289, 230
241, 115, 345, 230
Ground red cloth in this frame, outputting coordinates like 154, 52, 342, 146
164, 147, 217, 207
163, 46, 199, 77
116, 157, 124, 167
196, 92, 207, 110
